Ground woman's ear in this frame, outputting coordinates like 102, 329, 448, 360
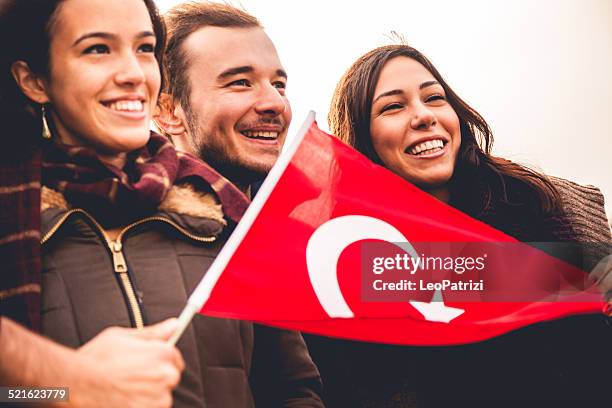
10, 61, 50, 104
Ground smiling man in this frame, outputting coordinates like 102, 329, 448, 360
154, 2, 322, 407
157, 1, 291, 191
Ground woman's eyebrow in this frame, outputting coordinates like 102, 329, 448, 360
373, 89, 404, 104
420, 80, 439, 90
73, 30, 154, 47
373, 80, 441, 103
73, 32, 115, 47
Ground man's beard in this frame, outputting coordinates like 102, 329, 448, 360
185, 107, 268, 187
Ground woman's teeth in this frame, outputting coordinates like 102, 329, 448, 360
408, 139, 445, 155
241, 131, 279, 140
107, 100, 144, 112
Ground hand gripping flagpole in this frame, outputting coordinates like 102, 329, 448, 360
168, 112, 316, 345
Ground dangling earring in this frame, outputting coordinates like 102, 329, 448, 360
41, 104, 52, 139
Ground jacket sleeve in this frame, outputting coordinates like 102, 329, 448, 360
250, 324, 324, 407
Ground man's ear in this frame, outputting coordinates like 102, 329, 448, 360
10, 61, 50, 104
154, 93, 188, 138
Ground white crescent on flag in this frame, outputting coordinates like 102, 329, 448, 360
305, 215, 465, 322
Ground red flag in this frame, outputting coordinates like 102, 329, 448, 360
181, 113, 604, 346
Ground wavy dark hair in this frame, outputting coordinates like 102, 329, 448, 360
0, 0, 166, 157
329, 44, 561, 216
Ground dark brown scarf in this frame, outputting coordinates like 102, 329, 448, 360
42, 132, 249, 226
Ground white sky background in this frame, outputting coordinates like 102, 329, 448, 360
156, 0, 612, 222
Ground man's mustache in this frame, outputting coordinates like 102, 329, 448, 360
239, 117, 286, 130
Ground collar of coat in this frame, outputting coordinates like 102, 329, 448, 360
41, 183, 226, 236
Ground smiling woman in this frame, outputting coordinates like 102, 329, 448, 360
0, 0, 278, 406
11, 0, 162, 167
330, 44, 574, 233
302, 43, 612, 408
369, 56, 462, 202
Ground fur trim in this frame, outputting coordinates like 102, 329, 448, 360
41, 186, 69, 212
159, 184, 226, 225
41, 184, 226, 226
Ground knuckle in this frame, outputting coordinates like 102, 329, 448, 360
158, 344, 175, 360
166, 366, 181, 387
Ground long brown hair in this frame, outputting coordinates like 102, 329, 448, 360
329, 44, 561, 216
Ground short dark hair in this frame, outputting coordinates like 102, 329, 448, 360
162, 1, 260, 108
0, 0, 166, 153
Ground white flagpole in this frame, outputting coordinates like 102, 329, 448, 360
169, 112, 316, 345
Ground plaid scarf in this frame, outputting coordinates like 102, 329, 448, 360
42, 132, 249, 225
0, 148, 42, 330
1, 132, 249, 330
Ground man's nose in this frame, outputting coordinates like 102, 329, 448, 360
254, 83, 287, 116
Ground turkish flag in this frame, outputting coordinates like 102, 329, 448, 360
186, 113, 604, 345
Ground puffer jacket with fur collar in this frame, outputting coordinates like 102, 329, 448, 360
40, 184, 323, 408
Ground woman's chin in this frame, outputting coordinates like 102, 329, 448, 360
92, 132, 151, 167
405, 169, 454, 190
104, 130, 151, 153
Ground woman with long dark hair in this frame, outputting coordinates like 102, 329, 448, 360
305, 44, 611, 408
0, 0, 298, 406
0, 1, 187, 405
330, 44, 575, 239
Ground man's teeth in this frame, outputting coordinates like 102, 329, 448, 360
107, 100, 144, 112
242, 131, 279, 139
408, 139, 445, 155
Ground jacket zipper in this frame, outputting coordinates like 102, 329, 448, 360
42, 210, 217, 329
